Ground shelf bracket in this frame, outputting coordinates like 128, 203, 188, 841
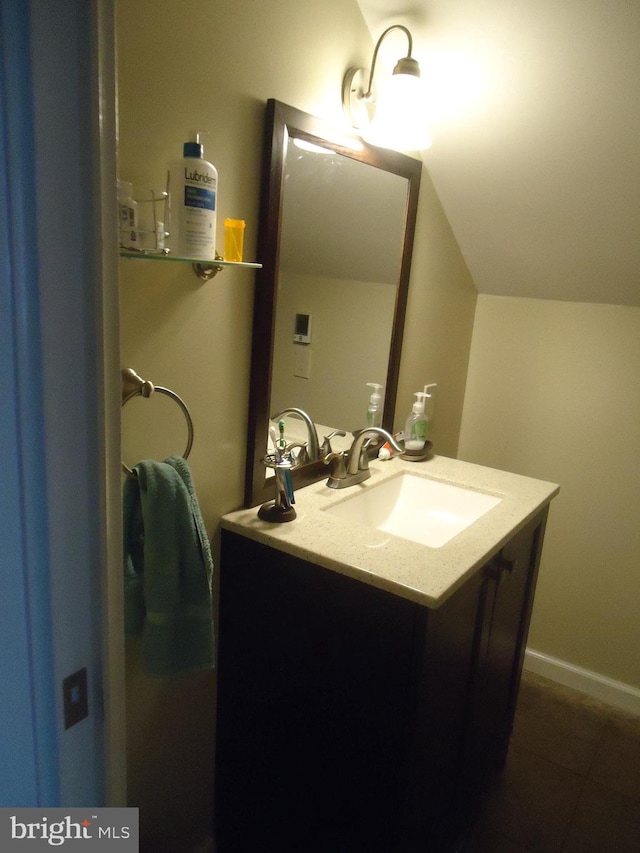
192, 261, 225, 281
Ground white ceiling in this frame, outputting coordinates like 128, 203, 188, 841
356, 0, 640, 307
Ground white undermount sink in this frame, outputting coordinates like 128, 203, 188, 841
324, 473, 502, 548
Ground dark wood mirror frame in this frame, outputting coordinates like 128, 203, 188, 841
244, 99, 422, 508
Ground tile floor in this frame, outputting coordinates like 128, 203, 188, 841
465, 670, 640, 853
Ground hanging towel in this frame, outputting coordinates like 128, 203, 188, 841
123, 456, 215, 677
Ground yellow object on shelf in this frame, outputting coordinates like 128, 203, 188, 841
223, 218, 245, 262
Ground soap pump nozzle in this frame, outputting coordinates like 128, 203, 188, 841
366, 382, 383, 404
423, 383, 437, 418
411, 391, 428, 414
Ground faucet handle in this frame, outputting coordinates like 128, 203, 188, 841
353, 434, 383, 472
358, 442, 373, 472
323, 450, 348, 481
286, 441, 309, 466
321, 429, 347, 458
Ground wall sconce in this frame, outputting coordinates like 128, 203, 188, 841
343, 24, 431, 151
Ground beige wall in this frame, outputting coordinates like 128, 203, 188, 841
117, 0, 477, 844
117, 0, 373, 528
394, 167, 477, 456
459, 295, 640, 690
271, 273, 396, 431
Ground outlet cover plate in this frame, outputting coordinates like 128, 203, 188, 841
63, 667, 88, 729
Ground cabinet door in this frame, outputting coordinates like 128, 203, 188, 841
396, 570, 484, 852
215, 531, 419, 852
469, 510, 548, 780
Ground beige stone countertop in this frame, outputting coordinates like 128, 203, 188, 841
220, 455, 559, 609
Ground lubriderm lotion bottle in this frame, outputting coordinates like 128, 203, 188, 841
166, 132, 217, 260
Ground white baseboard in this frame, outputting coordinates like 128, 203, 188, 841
524, 648, 640, 718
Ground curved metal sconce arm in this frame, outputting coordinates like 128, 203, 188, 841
362, 24, 418, 100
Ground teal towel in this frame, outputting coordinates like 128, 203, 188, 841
123, 456, 215, 676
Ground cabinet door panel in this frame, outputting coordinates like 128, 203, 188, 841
396, 570, 483, 850
467, 511, 548, 783
216, 531, 419, 851
481, 527, 535, 759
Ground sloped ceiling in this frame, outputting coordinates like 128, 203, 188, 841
356, 0, 640, 306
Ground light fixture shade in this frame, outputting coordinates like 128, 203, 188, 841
342, 24, 432, 152
362, 72, 431, 151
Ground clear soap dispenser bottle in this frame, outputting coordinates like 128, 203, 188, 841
403, 383, 437, 455
404, 390, 429, 451
366, 383, 384, 428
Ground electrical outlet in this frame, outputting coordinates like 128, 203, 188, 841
63, 667, 88, 729
293, 345, 311, 379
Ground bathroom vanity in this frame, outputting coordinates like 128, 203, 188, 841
215, 456, 559, 851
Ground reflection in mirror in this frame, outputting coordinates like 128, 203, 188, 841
272, 145, 408, 431
245, 100, 422, 508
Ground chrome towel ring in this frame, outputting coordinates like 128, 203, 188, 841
121, 368, 194, 477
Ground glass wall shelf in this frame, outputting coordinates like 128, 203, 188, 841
119, 250, 262, 281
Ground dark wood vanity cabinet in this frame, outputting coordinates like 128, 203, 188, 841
215, 507, 548, 852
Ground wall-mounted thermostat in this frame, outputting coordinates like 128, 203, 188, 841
293, 312, 312, 344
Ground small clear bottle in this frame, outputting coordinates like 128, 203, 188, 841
118, 181, 138, 249
365, 383, 384, 428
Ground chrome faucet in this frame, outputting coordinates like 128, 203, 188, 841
270, 407, 320, 462
325, 427, 402, 489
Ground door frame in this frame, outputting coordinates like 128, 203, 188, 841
90, 0, 127, 807
0, 0, 125, 806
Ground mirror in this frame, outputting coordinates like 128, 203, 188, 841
245, 100, 422, 507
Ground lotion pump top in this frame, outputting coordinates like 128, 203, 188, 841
184, 130, 205, 157
366, 383, 384, 428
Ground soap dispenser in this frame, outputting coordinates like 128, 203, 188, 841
403, 383, 437, 458
166, 131, 218, 260
365, 383, 384, 428
404, 390, 429, 452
